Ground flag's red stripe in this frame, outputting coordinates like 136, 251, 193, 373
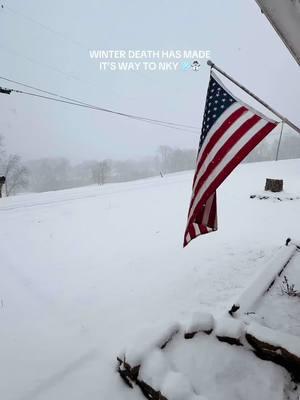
186, 194, 217, 244
200, 224, 208, 234
191, 106, 247, 188
189, 114, 262, 218
197, 192, 214, 228
188, 121, 276, 228
195, 204, 205, 225
196, 107, 247, 174
187, 121, 277, 227
207, 192, 217, 228
184, 120, 274, 246
184, 221, 214, 247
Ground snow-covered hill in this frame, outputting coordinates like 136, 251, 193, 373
1, 159, 300, 400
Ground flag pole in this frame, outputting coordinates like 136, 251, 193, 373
275, 122, 284, 161
207, 60, 300, 135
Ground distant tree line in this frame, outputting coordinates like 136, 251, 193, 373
25, 146, 198, 193
244, 129, 300, 163
23, 132, 300, 194
1, 128, 300, 196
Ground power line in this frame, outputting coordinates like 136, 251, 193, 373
0, 4, 201, 134
0, 42, 94, 85
0, 76, 98, 106
1, 4, 88, 49
15, 90, 200, 133
1, 2, 159, 93
0, 81, 200, 134
0, 4, 199, 132
0, 41, 149, 112
0, 3, 172, 102
0, 75, 200, 130
0, 42, 165, 121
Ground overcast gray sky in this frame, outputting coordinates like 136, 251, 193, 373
0, 0, 299, 163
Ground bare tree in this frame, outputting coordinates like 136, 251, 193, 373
157, 145, 172, 175
2, 154, 29, 196
92, 160, 111, 185
26, 157, 72, 192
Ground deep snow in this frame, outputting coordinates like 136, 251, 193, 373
1, 159, 300, 400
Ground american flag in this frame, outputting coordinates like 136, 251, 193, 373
183, 72, 278, 247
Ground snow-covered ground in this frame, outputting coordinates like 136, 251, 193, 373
1, 159, 300, 400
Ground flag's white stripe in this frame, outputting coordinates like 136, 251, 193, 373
186, 233, 191, 243
188, 118, 268, 221
196, 102, 241, 165
193, 110, 254, 193
189, 118, 267, 220
194, 223, 200, 235
202, 193, 214, 226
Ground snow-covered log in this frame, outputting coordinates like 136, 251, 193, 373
246, 323, 300, 381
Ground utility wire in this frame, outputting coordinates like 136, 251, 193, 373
0, 3, 177, 107
0, 42, 164, 120
0, 43, 93, 85
0, 5, 199, 132
0, 76, 201, 132
0, 4, 201, 133
0, 4, 158, 93
1, 4, 88, 49
1, 84, 200, 134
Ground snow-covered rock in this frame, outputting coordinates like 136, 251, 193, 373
183, 312, 214, 335
214, 316, 244, 340
125, 322, 181, 365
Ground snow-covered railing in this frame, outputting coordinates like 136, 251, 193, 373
228, 241, 297, 318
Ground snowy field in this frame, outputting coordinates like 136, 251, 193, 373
1, 159, 300, 400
